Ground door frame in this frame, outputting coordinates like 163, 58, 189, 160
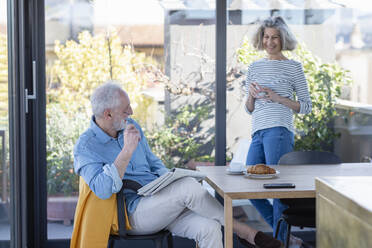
8, 0, 46, 247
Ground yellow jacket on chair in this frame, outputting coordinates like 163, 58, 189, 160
70, 177, 132, 248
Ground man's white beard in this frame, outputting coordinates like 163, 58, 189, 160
114, 119, 126, 131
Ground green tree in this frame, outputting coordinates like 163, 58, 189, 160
0, 32, 8, 200
49, 29, 156, 123
46, 104, 85, 195
237, 38, 353, 151
146, 105, 212, 168
0, 33, 8, 128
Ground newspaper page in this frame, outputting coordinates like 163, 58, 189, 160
137, 171, 173, 195
137, 168, 206, 196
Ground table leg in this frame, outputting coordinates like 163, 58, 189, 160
224, 194, 233, 248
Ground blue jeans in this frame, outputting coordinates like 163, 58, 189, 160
245, 127, 294, 242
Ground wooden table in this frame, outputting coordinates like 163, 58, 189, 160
197, 163, 372, 248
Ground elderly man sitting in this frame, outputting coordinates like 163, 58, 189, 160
70, 81, 281, 248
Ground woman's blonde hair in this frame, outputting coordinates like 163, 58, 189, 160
252, 16, 297, 51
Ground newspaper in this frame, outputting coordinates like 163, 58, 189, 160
137, 168, 206, 196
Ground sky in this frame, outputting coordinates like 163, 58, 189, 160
334, 0, 372, 10
2, 0, 372, 25
93, 0, 164, 25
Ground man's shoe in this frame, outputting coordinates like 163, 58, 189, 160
238, 236, 256, 248
254, 231, 282, 248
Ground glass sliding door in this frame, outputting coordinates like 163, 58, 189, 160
45, 0, 169, 240
44, 0, 216, 242
4, 0, 222, 245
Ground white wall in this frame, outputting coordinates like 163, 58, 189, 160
337, 50, 372, 104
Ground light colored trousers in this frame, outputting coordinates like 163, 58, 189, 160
128, 177, 225, 248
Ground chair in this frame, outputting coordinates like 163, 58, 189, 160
230, 139, 262, 222
274, 151, 341, 248
108, 180, 173, 248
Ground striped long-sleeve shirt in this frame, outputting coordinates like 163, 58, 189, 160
244, 58, 312, 135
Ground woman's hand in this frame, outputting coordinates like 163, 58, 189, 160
246, 82, 265, 112
261, 87, 301, 112
249, 82, 265, 99
261, 87, 282, 103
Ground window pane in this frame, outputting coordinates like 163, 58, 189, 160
227, 1, 372, 164
333, 3, 372, 162
163, 3, 216, 169
45, 0, 215, 239
0, 0, 10, 241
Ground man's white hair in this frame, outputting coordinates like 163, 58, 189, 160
90, 81, 125, 118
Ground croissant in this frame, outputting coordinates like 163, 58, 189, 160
247, 164, 276, 174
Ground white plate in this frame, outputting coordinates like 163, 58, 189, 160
243, 170, 280, 179
226, 168, 245, 175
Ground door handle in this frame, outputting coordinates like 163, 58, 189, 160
25, 60, 37, 113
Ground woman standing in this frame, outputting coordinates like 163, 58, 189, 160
244, 16, 312, 246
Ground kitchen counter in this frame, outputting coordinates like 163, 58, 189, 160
316, 176, 372, 248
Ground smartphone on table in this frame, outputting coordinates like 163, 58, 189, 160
263, 183, 295, 189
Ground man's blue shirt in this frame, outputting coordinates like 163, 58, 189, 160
74, 117, 169, 214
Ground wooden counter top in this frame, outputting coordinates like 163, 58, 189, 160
316, 176, 372, 248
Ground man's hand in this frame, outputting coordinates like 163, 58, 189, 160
114, 123, 140, 178
123, 124, 140, 154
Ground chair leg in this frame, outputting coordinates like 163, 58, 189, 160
285, 223, 291, 248
167, 233, 174, 248
274, 218, 284, 239
153, 237, 164, 248
107, 238, 115, 248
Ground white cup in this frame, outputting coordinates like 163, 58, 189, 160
257, 92, 266, 97
229, 162, 245, 172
